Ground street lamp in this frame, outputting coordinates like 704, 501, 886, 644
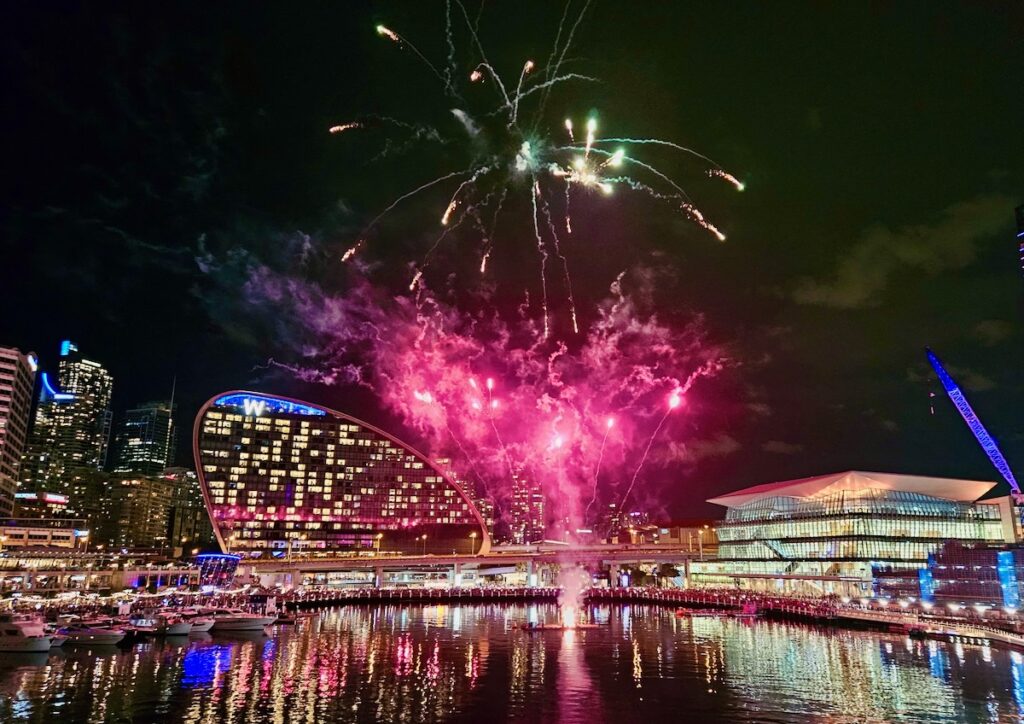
374, 533, 384, 554
81, 533, 90, 554
469, 531, 478, 556
420, 534, 428, 556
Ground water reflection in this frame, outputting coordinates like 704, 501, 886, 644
0, 604, 1021, 722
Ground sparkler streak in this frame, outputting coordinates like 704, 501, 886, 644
537, 188, 580, 333
584, 417, 614, 524
376, 25, 448, 87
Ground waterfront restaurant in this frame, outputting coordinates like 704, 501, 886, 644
691, 471, 1017, 597
193, 391, 492, 558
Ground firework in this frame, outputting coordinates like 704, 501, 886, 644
329, 10, 742, 336
328, 123, 361, 134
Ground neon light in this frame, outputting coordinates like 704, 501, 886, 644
26, 354, 38, 373
40, 372, 75, 401
927, 348, 1019, 494
59, 340, 77, 356
214, 393, 326, 417
195, 553, 242, 560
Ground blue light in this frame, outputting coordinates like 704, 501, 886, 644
998, 551, 1020, 608
195, 553, 242, 560
59, 340, 77, 356
40, 372, 75, 402
213, 393, 327, 417
927, 348, 1019, 495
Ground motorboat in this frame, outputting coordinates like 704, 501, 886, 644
156, 613, 192, 636
0, 614, 53, 653
130, 613, 192, 636
58, 622, 126, 646
44, 625, 68, 648
207, 608, 277, 631
177, 608, 215, 633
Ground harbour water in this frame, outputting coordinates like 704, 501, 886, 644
1, 603, 1022, 723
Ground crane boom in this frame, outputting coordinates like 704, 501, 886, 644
926, 347, 1019, 495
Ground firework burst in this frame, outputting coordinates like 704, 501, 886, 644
331, 2, 743, 340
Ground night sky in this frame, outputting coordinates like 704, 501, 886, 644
2, 2, 1021, 517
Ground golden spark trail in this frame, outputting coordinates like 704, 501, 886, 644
584, 416, 615, 524
328, 123, 361, 134
531, 179, 551, 340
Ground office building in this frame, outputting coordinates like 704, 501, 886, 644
508, 467, 545, 544
193, 391, 491, 556
112, 400, 175, 475
94, 475, 176, 550
164, 467, 217, 553
0, 346, 38, 516
693, 471, 1015, 596
21, 341, 113, 496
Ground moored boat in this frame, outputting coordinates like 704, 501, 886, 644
208, 608, 277, 631
58, 622, 126, 646
0, 614, 53, 653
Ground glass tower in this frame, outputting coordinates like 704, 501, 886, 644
20, 341, 113, 498
112, 400, 175, 475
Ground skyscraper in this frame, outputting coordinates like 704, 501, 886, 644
112, 400, 175, 475
20, 341, 113, 498
508, 468, 545, 544
0, 346, 38, 517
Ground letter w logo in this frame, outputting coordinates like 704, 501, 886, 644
243, 399, 266, 417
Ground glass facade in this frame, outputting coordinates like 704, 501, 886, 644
194, 391, 490, 557
695, 475, 1012, 594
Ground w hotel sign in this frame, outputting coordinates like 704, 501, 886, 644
213, 393, 327, 417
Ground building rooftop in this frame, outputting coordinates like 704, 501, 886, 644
707, 471, 997, 508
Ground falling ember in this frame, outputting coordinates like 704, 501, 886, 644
606, 417, 615, 429
341, 241, 364, 262
409, 270, 423, 291
682, 204, 726, 241
585, 117, 597, 157
708, 169, 745, 191
328, 123, 361, 134
486, 378, 494, 391
564, 118, 574, 142
524, 60, 535, 72
479, 250, 490, 274
441, 200, 458, 225
376, 25, 400, 43
490, 399, 499, 409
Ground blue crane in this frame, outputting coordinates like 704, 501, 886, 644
926, 348, 1019, 499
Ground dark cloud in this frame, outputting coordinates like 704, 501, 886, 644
761, 440, 803, 455
973, 320, 1015, 347
793, 194, 1014, 309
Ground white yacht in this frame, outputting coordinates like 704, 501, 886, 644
0, 614, 53, 653
177, 608, 215, 633
58, 622, 126, 646
207, 608, 276, 631
129, 613, 192, 636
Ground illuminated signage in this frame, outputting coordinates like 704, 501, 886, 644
60, 340, 78, 357
41, 372, 75, 402
26, 354, 38, 372
214, 393, 327, 417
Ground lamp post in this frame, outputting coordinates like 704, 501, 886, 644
698, 525, 709, 561
469, 531, 478, 556
81, 533, 90, 554
421, 534, 428, 556
374, 533, 384, 554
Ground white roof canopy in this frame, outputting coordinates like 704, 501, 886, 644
707, 470, 996, 508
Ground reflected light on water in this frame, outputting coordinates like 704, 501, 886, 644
0, 603, 1020, 722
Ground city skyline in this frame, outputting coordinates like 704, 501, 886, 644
1, 3, 1021, 521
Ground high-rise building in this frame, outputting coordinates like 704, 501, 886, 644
193, 391, 491, 555
94, 475, 176, 550
435, 457, 496, 542
0, 347, 38, 517
508, 468, 545, 544
112, 400, 175, 475
20, 341, 113, 497
164, 467, 216, 553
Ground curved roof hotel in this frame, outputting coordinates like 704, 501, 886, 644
193, 391, 491, 557
693, 471, 1018, 595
